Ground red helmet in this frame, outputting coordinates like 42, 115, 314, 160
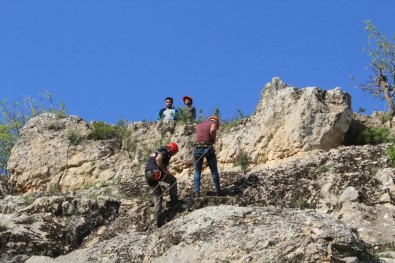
209, 116, 220, 126
167, 142, 179, 154
182, 95, 193, 105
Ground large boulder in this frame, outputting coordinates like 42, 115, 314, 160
217, 77, 353, 164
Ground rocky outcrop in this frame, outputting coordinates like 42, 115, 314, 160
0, 194, 120, 263
25, 206, 374, 263
3, 77, 395, 262
7, 78, 353, 194
217, 78, 352, 164
2, 142, 394, 262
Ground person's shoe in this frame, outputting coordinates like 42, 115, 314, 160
194, 192, 200, 198
215, 190, 224, 196
169, 195, 181, 208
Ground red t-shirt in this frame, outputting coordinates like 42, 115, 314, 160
195, 120, 214, 143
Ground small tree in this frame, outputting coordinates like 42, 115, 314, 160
0, 92, 66, 174
360, 20, 395, 116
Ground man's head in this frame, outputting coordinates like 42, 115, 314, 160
183, 96, 193, 106
167, 142, 179, 155
165, 97, 174, 109
209, 116, 220, 127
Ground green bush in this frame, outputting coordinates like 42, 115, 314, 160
88, 120, 132, 149
88, 121, 118, 140
0, 92, 67, 174
47, 122, 64, 131
387, 145, 395, 167
362, 127, 393, 144
235, 150, 251, 173
67, 130, 84, 146
0, 222, 7, 232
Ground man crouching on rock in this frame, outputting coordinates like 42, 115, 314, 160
145, 142, 180, 228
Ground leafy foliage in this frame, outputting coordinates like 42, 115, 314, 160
87, 119, 132, 149
357, 20, 395, 115
235, 150, 251, 174
362, 127, 394, 144
0, 92, 67, 174
387, 145, 395, 167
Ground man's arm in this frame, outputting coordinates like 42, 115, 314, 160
209, 122, 217, 143
156, 152, 169, 175
158, 109, 164, 119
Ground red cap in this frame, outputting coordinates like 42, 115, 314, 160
182, 96, 193, 105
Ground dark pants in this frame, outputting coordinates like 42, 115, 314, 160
194, 146, 221, 194
145, 171, 177, 219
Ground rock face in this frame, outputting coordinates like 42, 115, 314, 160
3, 77, 395, 262
218, 78, 352, 163
7, 78, 353, 193
0, 194, 120, 263
26, 206, 374, 263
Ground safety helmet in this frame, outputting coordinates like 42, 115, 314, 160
209, 116, 220, 126
167, 142, 179, 154
182, 96, 193, 105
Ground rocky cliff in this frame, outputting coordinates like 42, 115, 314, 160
1, 78, 395, 262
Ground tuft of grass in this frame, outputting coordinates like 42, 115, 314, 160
83, 181, 95, 190
0, 222, 7, 232
387, 145, 395, 167
47, 122, 64, 131
48, 184, 63, 195
67, 130, 84, 146
23, 196, 37, 205
319, 164, 334, 173
235, 150, 251, 173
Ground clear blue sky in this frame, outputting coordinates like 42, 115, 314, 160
1, 1, 394, 124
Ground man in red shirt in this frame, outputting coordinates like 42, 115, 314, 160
193, 116, 222, 197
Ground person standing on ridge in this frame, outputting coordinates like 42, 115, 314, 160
145, 142, 180, 228
159, 97, 179, 121
193, 116, 222, 197
181, 95, 196, 123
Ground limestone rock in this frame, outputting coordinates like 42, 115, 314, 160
25, 206, 374, 263
7, 78, 353, 193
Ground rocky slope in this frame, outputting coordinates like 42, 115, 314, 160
1, 78, 395, 262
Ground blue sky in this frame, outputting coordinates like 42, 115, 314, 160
1, 1, 394, 124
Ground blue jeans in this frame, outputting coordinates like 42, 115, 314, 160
194, 147, 221, 193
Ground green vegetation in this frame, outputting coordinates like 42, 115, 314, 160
290, 195, 308, 209
0, 222, 7, 232
48, 184, 63, 195
362, 127, 393, 144
83, 181, 95, 190
387, 145, 395, 167
23, 196, 37, 205
67, 130, 84, 146
235, 150, 251, 174
87, 119, 132, 149
377, 112, 394, 124
222, 108, 248, 128
47, 121, 64, 131
0, 92, 66, 174
357, 20, 395, 116
319, 164, 334, 173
